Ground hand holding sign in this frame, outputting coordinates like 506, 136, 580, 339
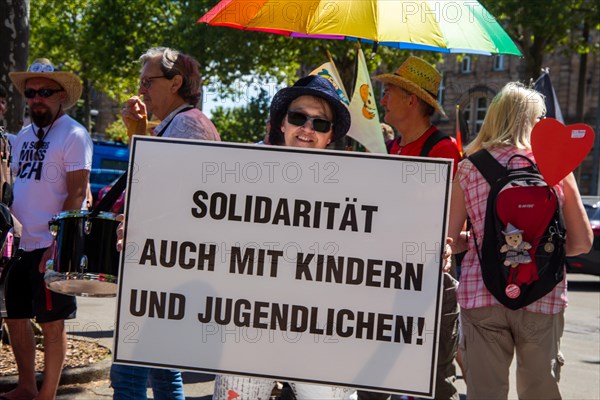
531, 118, 595, 187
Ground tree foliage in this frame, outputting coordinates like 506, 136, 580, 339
105, 117, 128, 144
481, 0, 599, 80
2, 0, 597, 134
18, 0, 415, 135
210, 88, 271, 143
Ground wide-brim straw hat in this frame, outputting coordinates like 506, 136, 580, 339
9, 58, 82, 110
270, 75, 351, 142
374, 56, 447, 118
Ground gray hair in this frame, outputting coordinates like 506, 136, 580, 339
139, 47, 201, 104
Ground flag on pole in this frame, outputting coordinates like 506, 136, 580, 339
455, 105, 465, 157
346, 47, 386, 154
534, 68, 564, 123
310, 54, 350, 107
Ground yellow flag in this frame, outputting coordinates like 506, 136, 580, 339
347, 48, 386, 154
310, 62, 350, 106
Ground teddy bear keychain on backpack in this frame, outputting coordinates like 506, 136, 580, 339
500, 223, 532, 268
500, 223, 539, 298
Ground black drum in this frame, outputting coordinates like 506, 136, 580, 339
44, 210, 120, 297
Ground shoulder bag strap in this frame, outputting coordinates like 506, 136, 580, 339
420, 128, 450, 157
467, 149, 505, 185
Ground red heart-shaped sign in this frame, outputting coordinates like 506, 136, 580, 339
531, 118, 595, 187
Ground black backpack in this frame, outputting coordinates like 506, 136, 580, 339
0, 130, 13, 206
468, 149, 566, 310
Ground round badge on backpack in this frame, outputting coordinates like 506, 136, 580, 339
505, 284, 521, 299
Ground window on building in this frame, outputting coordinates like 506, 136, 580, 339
438, 73, 445, 111
463, 96, 490, 140
461, 56, 472, 74
493, 55, 505, 71
475, 97, 488, 133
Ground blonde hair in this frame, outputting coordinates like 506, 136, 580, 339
466, 82, 546, 154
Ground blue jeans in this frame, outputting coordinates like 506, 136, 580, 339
110, 363, 185, 400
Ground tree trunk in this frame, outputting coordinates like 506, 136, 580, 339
0, 0, 30, 133
82, 78, 91, 133
526, 39, 546, 82
576, 23, 589, 122
574, 23, 590, 184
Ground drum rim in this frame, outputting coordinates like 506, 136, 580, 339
53, 209, 119, 220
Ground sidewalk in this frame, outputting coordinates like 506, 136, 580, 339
0, 297, 215, 399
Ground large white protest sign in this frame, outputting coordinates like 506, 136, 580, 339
114, 137, 452, 397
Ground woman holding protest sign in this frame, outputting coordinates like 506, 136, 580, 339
211, 75, 356, 400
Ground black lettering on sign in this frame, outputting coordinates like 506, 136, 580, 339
129, 289, 185, 320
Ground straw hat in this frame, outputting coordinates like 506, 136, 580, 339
9, 58, 83, 110
374, 56, 447, 118
270, 75, 351, 143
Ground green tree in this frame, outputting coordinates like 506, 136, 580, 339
482, 0, 599, 80
28, 0, 185, 130
210, 88, 271, 143
18, 0, 432, 136
105, 117, 128, 144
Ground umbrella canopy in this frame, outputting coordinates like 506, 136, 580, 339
199, 0, 522, 56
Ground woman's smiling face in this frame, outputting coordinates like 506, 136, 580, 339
281, 95, 334, 149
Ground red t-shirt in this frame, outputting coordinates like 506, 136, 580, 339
387, 125, 461, 176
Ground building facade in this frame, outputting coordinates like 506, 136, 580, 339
434, 45, 600, 195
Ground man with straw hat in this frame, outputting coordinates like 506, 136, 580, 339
3, 58, 92, 400
357, 57, 462, 400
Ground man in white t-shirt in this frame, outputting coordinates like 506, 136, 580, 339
3, 58, 92, 400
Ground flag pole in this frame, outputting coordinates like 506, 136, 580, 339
455, 105, 464, 157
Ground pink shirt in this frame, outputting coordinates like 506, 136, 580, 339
456, 146, 567, 314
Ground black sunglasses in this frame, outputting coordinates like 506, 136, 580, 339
286, 111, 333, 134
23, 88, 64, 99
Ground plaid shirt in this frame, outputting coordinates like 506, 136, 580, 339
456, 146, 567, 314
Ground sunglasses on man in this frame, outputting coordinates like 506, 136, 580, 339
23, 88, 64, 99
286, 111, 333, 133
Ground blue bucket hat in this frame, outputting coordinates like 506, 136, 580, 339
269, 75, 351, 143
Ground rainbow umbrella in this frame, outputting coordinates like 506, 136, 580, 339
199, 0, 522, 56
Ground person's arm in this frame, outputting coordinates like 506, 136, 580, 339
561, 173, 593, 256
63, 169, 90, 211
40, 168, 90, 272
448, 179, 469, 254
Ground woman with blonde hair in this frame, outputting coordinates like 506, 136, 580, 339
448, 82, 592, 399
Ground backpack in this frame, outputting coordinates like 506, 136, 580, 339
468, 149, 566, 310
0, 129, 19, 256
0, 130, 13, 206
385, 129, 450, 156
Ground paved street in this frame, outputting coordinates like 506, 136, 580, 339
24, 273, 600, 399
